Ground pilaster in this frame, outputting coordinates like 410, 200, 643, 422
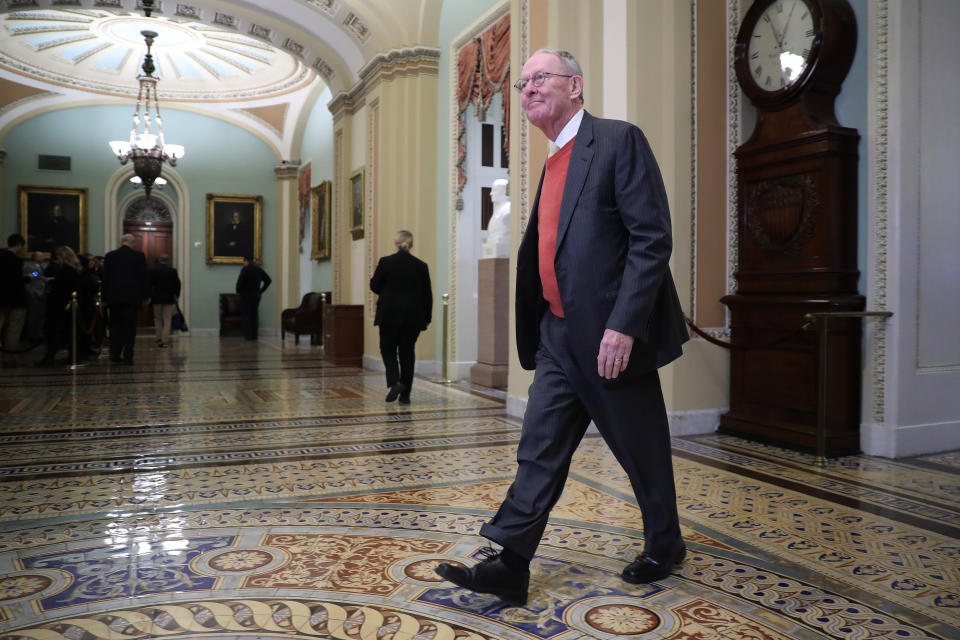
274, 161, 301, 318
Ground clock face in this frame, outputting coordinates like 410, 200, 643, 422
747, 0, 817, 93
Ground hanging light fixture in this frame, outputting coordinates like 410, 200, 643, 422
108, 29, 183, 199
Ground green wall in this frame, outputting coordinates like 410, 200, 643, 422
300, 87, 335, 295
835, 0, 868, 284
1, 105, 281, 330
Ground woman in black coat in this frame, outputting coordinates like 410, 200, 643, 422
38, 246, 81, 365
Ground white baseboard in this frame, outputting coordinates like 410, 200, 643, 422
178, 328, 280, 337
860, 420, 960, 458
363, 356, 463, 381
507, 395, 720, 438
668, 408, 722, 436
506, 393, 527, 420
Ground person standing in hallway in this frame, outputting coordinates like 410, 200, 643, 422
370, 230, 432, 404
436, 48, 689, 605
0, 234, 29, 365
102, 234, 149, 364
235, 257, 271, 341
149, 254, 181, 348
37, 246, 82, 366
22, 251, 47, 345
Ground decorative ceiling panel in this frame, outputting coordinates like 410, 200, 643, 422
0, 8, 312, 101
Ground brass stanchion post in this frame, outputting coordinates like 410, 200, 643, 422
69, 291, 85, 370
432, 293, 454, 384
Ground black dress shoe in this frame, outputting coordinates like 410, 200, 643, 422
398, 394, 411, 405
385, 382, 406, 403
435, 548, 529, 605
621, 542, 686, 584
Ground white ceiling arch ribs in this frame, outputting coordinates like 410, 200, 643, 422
346, 0, 442, 51
0, 0, 370, 97
0, 0, 445, 157
0, 88, 294, 161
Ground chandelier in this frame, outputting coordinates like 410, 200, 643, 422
108, 29, 184, 199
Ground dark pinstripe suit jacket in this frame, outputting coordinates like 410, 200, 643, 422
515, 111, 688, 379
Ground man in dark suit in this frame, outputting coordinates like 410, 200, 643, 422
0, 234, 29, 364
37, 203, 77, 253
218, 209, 252, 258
235, 257, 271, 340
436, 48, 689, 605
102, 234, 150, 363
370, 230, 432, 404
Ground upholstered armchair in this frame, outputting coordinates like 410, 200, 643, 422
219, 293, 244, 337
281, 292, 328, 344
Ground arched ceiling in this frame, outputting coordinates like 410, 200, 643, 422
0, 7, 310, 101
0, 0, 444, 157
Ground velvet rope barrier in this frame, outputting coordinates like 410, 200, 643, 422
683, 315, 813, 350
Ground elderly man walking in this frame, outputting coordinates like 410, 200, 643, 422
102, 234, 149, 364
436, 48, 689, 605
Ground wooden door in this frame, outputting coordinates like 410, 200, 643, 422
123, 220, 173, 328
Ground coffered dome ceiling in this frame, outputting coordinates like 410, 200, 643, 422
0, 0, 442, 155
2, 7, 310, 100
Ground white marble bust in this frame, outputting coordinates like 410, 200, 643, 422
482, 178, 511, 259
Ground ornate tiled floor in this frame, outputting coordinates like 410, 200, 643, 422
0, 336, 957, 640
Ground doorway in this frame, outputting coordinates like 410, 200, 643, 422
122, 197, 174, 328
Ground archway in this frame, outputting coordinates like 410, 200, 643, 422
105, 167, 190, 322
121, 197, 174, 327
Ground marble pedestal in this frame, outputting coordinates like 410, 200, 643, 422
470, 257, 509, 389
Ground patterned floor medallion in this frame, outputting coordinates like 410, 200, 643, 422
583, 602, 662, 635
0, 336, 956, 639
0, 574, 52, 602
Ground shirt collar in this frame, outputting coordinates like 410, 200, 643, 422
552, 108, 584, 149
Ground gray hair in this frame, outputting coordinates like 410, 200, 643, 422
120, 233, 136, 246
395, 230, 414, 251
532, 47, 584, 103
157, 254, 170, 265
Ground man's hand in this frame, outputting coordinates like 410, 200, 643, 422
597, 329, 634, 379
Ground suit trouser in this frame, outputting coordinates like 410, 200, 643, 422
241, 297, 260, 340
108, 304, 139, 361
480, 311, 682, 561
1, 307, 26, 353
378, 322, 421, 390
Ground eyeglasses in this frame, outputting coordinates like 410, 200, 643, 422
513, 71, 574, 92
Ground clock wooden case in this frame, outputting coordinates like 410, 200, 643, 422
720, 0, 865, 455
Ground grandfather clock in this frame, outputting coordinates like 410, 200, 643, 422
720, 0, 864, 455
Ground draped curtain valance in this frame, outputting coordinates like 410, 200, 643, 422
455, 13, 510, 207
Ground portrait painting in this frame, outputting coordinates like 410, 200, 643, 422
298, 162, 311, 253
311, 181, 332, 260
19, 185, 88, 254
206, 193, 263, 265
350, 168, 364, 240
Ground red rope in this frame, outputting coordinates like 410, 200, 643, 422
684, 315, 812, 350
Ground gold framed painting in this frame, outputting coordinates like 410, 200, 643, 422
311, 181, 332, 260
349, 168, 364, 241
19, 185, 88, 254
206, 193, 263, 264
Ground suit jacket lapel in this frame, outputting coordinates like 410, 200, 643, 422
555, 111, 594, 255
